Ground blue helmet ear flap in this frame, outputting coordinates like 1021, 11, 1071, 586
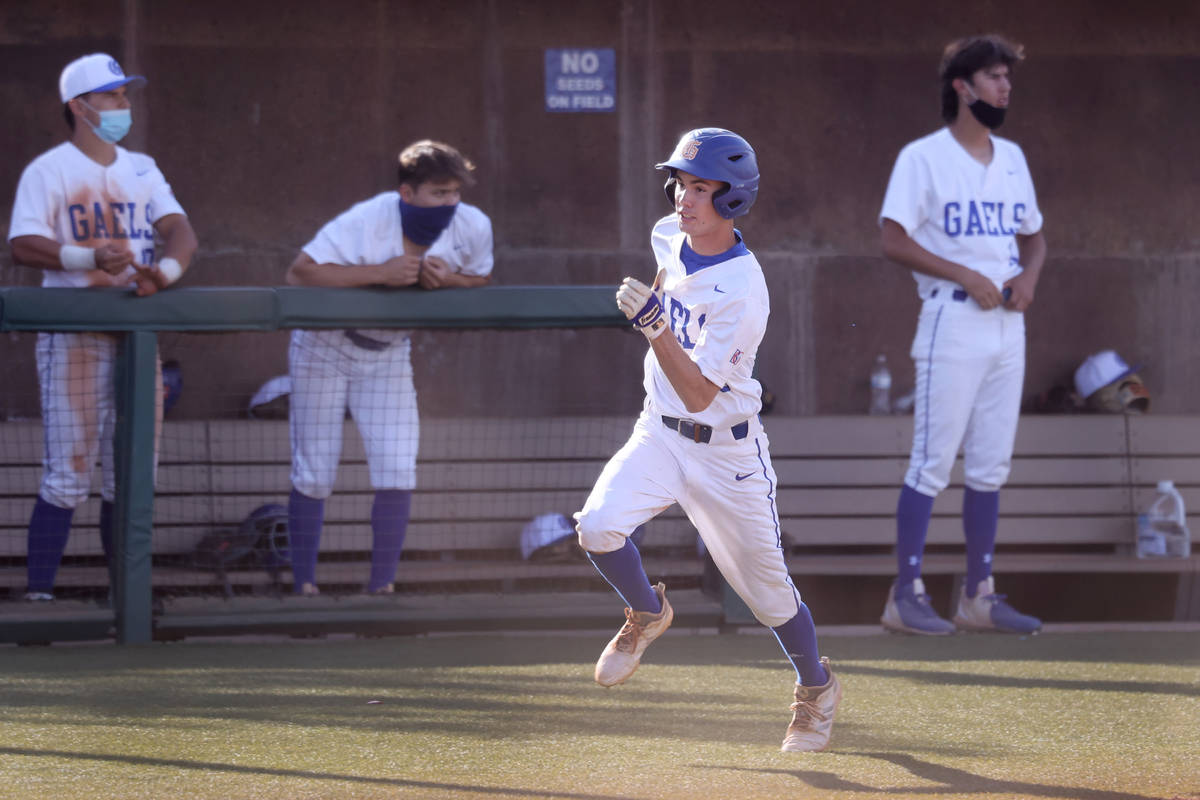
713, 183, 754, 219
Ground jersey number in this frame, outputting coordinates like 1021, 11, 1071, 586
668, 298, 705, 350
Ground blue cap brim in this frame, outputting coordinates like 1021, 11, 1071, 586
88, 75, 147, 94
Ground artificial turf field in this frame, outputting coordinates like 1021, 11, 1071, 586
2, 626, 1197, 800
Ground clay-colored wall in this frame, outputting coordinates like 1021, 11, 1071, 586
2, 0, 1197, 419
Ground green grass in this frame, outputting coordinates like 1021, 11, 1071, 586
1, 629, 1198, 800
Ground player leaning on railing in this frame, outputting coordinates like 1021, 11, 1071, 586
574, 128, 841, 752
283, 140, 494, 597
7, 53, 198, 602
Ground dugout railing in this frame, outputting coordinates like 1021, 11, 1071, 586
0, 285, 634, 644
3, 288, 1198, 645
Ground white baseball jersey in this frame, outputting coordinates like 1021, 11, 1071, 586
298, 191, 493, 345
879, 127, 1042, 299
576, 215, 804, 627
8, 142, 184, 287
8, 141, 177, 509
879, 128, 1044, 496
644, 215, 766, 429
289, 192, 494, 499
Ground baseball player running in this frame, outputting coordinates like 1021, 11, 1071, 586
878, 35, 1046, 635
285, 140, 493, 596
575, 128, 841, 752
8, 53, 198, 601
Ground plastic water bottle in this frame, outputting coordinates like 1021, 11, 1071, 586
1136, 480, 1191, 558
869, 354, 892, 415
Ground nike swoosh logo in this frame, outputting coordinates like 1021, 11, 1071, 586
136, 169, 150, 176
735, 472, 754, 481
714, 285, 726, 294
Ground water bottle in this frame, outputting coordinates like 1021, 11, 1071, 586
869, 354, 892, 415
1136, 480, 1192, 558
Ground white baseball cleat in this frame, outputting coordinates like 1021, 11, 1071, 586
881, 578, 956, 635
594, 583, 673, 687
953, 576, 1042, 634
781, 657, 842, 752
297, 582, 320, 597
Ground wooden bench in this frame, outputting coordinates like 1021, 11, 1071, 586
2, 415, 1197, 619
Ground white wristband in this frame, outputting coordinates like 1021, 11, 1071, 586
60, 244, 97, 271
157, 257, 183, 285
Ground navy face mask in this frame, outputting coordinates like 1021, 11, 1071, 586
398, 198, 458, 246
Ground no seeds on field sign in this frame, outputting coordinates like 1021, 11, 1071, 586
545, 48, 616, 112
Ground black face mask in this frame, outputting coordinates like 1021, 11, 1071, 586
967, 98, 1007, 129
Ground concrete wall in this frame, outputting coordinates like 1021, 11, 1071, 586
2, 0, 1197, 420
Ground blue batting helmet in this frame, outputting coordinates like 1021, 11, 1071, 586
656, 128, 759, 219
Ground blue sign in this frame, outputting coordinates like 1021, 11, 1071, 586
545, 48, 616, 113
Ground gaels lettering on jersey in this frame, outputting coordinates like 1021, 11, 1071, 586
68, 201, 154, 242
943, 200, 1025, 237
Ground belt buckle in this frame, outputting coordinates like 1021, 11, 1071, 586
678, 419, 697, 441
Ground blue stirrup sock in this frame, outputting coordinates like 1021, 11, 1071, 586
287, 488, 325, 590
587, 537, 661, 613
896, 484, 935, 589
26, 496, 75, 594
772, 603, 829, 686
368, 489, 411, 592
963, 487, 1000, 597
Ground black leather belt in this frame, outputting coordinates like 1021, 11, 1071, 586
931, 287, 1012, 303
661, 415, 749, 444
344, 329, 391, 351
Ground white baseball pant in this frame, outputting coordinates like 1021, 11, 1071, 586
905, 294, 1026, 497
289, 330, 419, 500
575, 411, 802, 627
36, 332, 162, 509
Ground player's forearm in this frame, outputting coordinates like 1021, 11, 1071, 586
880, 221, 975, 286
287, 258, 379, 288
651, 336, 720, 414
437, 271, 490, 289
1016, 231, 1047, 282
10, 235, 75, 270
157, 214, 198, 269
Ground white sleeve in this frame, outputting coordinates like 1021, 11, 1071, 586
690, 290, 766, 389
650, 215, 679, 271
7, 161, 59, 242
1013, 148, 1044, 235
458, 211, 494, 277
302, 204, 367, 266
878, 144, 929, 236
136, 156, 185, 224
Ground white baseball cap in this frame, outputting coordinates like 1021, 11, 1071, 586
59, 53, 146, 103
1074, 350, 1141, 399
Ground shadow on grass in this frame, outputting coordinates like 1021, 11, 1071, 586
837, 663, 1200, 698
0, 672, 780, 744
0, 746, 639, 800
702, 751, 1175, 800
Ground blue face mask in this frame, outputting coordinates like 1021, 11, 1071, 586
398, 197, 458, 246
80, 100, 132, 143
